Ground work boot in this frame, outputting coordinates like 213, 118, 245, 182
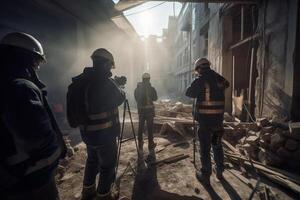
196, 171, 210, 186
81, 184, 96, 200
95, 191, 119, 200
216, 171, 224, 181
213, 167, 224, 181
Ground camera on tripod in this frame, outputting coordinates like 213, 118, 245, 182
114, 75, 127, 87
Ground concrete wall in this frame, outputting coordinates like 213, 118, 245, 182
255, 0, 297, 121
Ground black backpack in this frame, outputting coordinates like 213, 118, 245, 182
66, 74, 91, 128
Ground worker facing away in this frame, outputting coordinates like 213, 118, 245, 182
0, 32, 67, 200
134, 73, 158, 153
67, 48, 126, 200
186, 58, 229, 186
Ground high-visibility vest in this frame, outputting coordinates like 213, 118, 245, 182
196, 78, 225, 121
80, 108, 120, 132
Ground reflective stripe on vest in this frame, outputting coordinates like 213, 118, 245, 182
198, 109, 224, 114
198, 101, 224, 106
88, 109, 118, 120
85, 121, 113, 132
197, 81, 225, 115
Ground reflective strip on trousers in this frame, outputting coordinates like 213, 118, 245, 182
138, 105, 154, 109
198, 101, 224, 106
86, 121, 113, 132
198, 109, 224, 114
25, 148, 61, 175
89, 109, 118, 120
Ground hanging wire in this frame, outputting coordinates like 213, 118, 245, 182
114, 2, 166, 18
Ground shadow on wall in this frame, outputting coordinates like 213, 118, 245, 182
263, 83, 291, 121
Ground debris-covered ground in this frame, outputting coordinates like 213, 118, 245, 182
58, 101, 300, 200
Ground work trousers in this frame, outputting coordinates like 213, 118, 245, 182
198, 122, 224, 176
138, 114, 154, 148
3, 174, 59, 200
83, 139, 117, 194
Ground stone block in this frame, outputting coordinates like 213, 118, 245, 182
261, 132, 272, 143
288, 122, 300, 141
270, 133, 286, 151
245, 135, 259, 145
292, 149, 300, 162
267, 151, 284, 166
276, 147, 292, 159
285, 139, 300, 151
248, 123, 261, 132
259, 139, 269, 149
241, 143, 258, 152
256, 118, 271, 127
261, 126, 276, 134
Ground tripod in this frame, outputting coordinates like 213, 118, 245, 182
115, 99, 139, 177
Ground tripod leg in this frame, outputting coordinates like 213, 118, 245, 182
125, 100, 139, 155
115, 101, 127, 177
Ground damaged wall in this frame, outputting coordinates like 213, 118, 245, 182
255, 0, 297, 121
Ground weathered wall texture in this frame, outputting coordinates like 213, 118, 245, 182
255, 0, 296, 121
208, 4, 223, 74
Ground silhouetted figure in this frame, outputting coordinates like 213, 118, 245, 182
0, 32, 66, 200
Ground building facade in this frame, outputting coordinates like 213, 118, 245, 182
169, 1, 300, 122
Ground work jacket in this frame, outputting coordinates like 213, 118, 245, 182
0, 66, 66, 193
78, 67, 125, 146
134, 81, 158, 116
186, 68, 229, 125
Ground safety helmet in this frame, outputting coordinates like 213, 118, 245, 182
142, 73, 150, 79
194, 58, 211, 70
0, 32, 46, 61
91, 48, 115, 68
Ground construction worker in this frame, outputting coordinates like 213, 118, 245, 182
70, 48, 125, 200
134, 73, 158, 153
186, 58, 229, 185
0, 32, 66, 199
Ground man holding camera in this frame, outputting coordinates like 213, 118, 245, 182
67, 48, 125, 200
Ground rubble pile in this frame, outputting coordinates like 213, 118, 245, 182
153, 100, 194, 138
154, 100, 193, 119
57, 134, 76, 179
226, 118, 300, 171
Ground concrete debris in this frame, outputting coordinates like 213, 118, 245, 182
224, 118, 300, 170
154, 101, 192, 119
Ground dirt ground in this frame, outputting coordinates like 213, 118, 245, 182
57, 130, 297, 200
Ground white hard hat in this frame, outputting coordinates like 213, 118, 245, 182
0, 32, 45, 61
194, 58, 211, 70
142, 73, 150, 79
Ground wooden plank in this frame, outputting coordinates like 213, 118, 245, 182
262, 172, 300, 195
222, 140, 240, 154
227, 169, 254, 189
150, 154, 189, 166
229, 34, 259, 50
224, 152, 300, 185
